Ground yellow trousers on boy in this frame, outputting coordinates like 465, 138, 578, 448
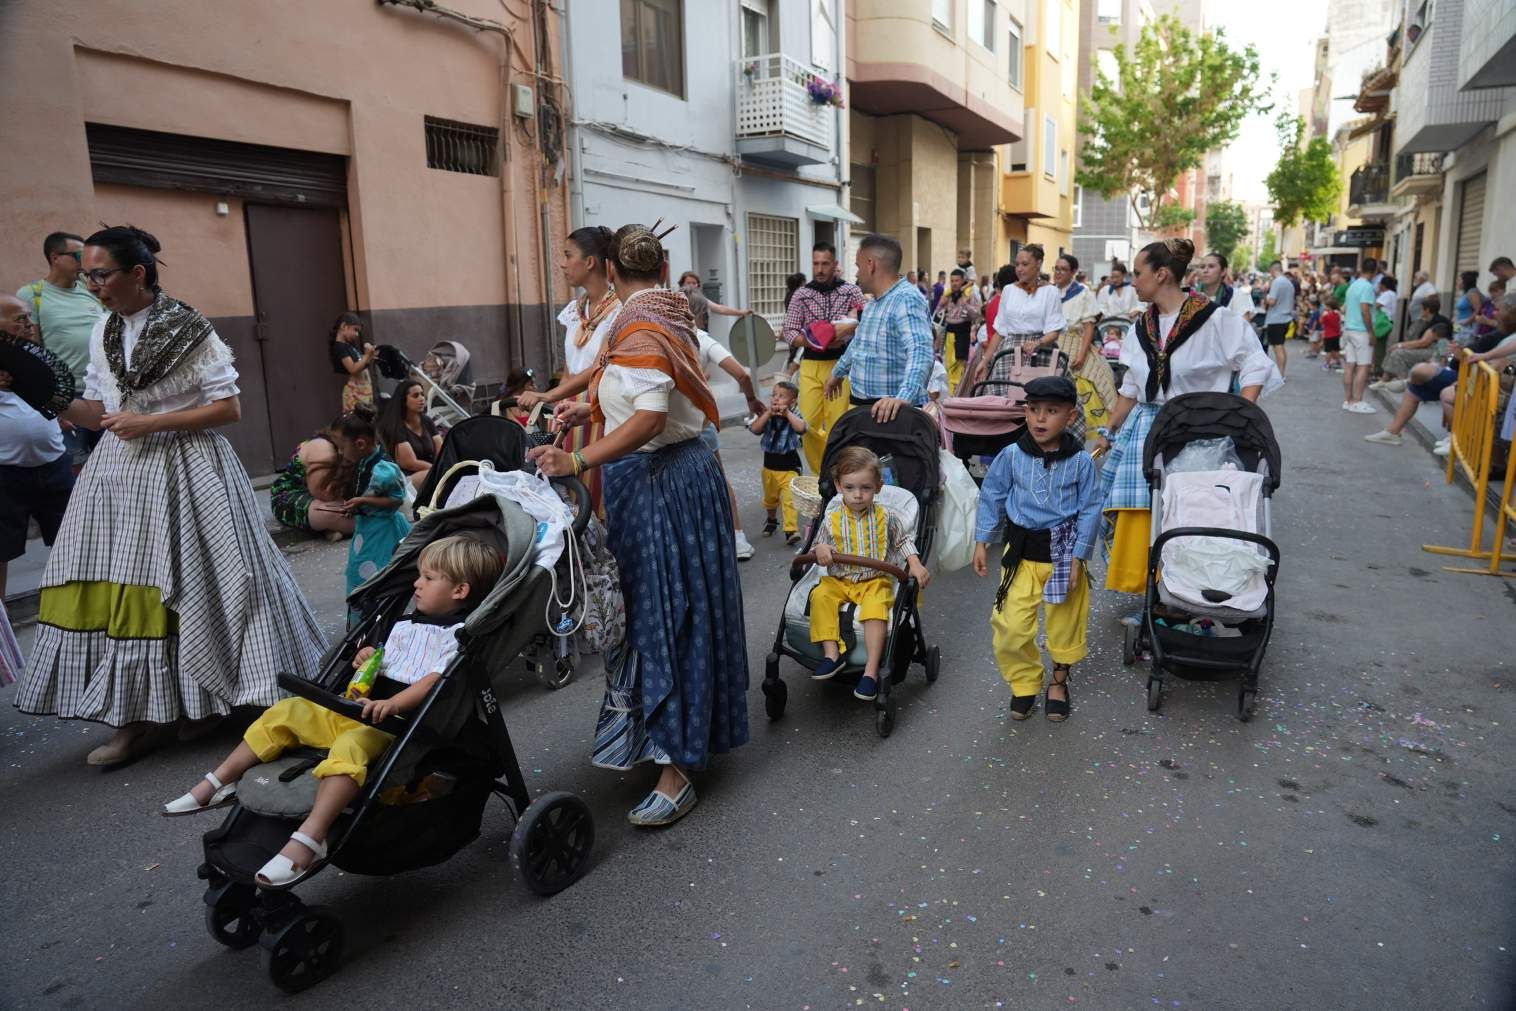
244, 697, 394, 786
991, 560, 1090, 697
798, 357, 851, 474
762, 467, 800, 533
810, 575, 895, 646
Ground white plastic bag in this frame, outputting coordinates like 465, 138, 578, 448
474, 463, 574, 569
934, 449, 979, 572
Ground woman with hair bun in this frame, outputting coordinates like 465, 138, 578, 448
528, 222, 748, 828
12, 225, 325, 766
1050, 252, 1118, 444
1093, 237, 1281, 595
976, 243, 1066, 387
517, 225, 621, 513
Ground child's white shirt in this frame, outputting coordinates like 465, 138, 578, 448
380, 615, 464, 685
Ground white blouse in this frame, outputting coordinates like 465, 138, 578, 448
1058, 284, 1098, 328
1117, 305, 1282, 405
83, 304, 239, 414
992, 284, 1066, 337
595, 290, 708, 450
1097, 284, 1141, 320
558, 298, 621, 376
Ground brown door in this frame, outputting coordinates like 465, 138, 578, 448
244, 204, 349, 472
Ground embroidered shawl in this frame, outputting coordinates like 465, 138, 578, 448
1133, 293, 1221, 402
589, 288, 718, 426
575, 290, 621, 348
103, 293, 216, 407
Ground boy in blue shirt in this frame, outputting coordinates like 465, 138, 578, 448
748, 380, 807, 544
972, 376, 1103, 722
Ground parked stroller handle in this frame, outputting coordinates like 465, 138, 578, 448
548, 474, 593, 536
792, 551, 910, 583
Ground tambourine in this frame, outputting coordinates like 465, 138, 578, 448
0, 334, 76, 419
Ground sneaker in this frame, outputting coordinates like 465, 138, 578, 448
1342, 400, 1354, 411
761, 517, 778, 537
1346, 401, 1378, 414
1386, 379, 1407, 393
785, 531, 801, 546
853, 674, 879, 701
1433, 441, 1451, 457
1368, 380, 1390, 391
733, 531, 755, 561
1363, 430, 1403, 445
811, 656, 844, 681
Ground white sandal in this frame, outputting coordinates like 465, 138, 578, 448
162, 772, 236, 817
255, 831, 328, 889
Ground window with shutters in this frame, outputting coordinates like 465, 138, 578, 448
1453, 172, 1486, 281
747, 213, 800, 320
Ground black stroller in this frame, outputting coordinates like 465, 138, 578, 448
196, 486, 594, 993
413, 414, 578, 690
762, 406, 941, 738
1119, 393, 1282, 721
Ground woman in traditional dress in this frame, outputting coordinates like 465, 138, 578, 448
529, 223, 748, 828
517, 226, 621, 515
1046, 253, 1118, 446
14, 226, 326, 765
328, 312, 376, 414
1093, 238, 1281, 596
1195, 252, 1256, 323
975, 244, 1066, 388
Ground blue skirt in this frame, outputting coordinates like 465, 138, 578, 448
592, 438, 749, 771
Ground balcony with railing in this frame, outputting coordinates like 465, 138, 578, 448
734, 54, 837, 169
1348, 162, 1392, 217
1391, 151, 1444, 198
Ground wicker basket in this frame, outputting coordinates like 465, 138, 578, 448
791, 476, 822, 518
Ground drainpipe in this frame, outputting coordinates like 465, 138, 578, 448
531, 0, 558, 370
560, 1, 586, 229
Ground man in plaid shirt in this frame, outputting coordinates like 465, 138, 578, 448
824, 234, 934, 424
782, 242, 865, 473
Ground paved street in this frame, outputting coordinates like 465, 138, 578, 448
3, 347, 1513, 1009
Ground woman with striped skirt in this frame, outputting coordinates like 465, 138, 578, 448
13, 226, 326, 766
529, 223, 748, 828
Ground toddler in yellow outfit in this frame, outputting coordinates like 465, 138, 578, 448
161, 536, 503, 888
810, 447, 930, 700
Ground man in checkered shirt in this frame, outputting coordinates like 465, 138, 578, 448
824, 233, 934, 424
781, 242, 865, 473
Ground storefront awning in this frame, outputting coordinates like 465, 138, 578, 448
806, 203, 865, 224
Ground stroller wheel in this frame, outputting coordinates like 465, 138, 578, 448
1238, 688, 1257, 722
875, 697, 896, 738
1122, 624, 1138, 666
512, 791, 596, 897
262, 907, 344, 994
762, 677, 788, 720
204, 882, 260, 950
924, 645, 941, 683
535, 655, 576, 690
1146, 677, 1162, 713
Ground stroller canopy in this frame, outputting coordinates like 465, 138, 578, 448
820, 406, 941, 503
413, 416, 531, 512
424, 340, 473, 387
1142, 392, 1282, 492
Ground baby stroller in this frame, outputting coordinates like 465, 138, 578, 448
762, 406, 941, 738
196, 485, 594, 993
940, 345, 1071, 478
1098, 317, 1131, 390
374, 342, 475, 429
413, 414, 579, 691
1119, 392, 1282, 721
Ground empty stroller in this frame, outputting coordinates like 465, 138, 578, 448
762, 406, 941, 738
374, 342, 475, 428
196, 487, 593, 992
1119, 392, 1282, 721
413, 414, 579, 690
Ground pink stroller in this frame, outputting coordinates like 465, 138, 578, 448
939, 344, 1070, 475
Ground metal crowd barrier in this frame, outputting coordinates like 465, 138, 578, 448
1423, 356, 1514, 576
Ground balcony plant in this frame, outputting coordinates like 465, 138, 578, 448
806, 77, 844, 108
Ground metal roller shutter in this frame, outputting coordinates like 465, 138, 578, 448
1454, 172, 1486, 281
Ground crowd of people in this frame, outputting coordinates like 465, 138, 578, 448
5, 206, 1510, 871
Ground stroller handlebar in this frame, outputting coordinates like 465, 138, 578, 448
275, 671, 419, 738
549, 474, 593, 535
792, 551, 909, 583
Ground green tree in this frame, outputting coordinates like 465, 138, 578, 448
1255, 230, 1278, 273
1203, 199, 1249, 259
1265, 115, 1341, 227
1077, 15, 1274, 232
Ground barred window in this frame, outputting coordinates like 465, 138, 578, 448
424, 117, 499, 176
747, 213, 799, 321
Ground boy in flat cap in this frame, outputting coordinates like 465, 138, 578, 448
972, 376, 1103, 721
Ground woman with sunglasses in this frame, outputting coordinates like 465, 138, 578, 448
11, 225, 326, 767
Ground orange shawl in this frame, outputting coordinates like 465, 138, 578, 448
588, 288, 719, 427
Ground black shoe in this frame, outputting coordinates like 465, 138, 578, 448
762, 517, 779, 537
1046, 665, 1072, 722
785, 531, 801, 546
1009, 694, 1036, 720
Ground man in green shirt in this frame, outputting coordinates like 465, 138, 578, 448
18, 231, 104, 461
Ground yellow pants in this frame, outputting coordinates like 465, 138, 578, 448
799, 357, 851, 475
945, 336, 965, 396
762, 467, 800, 533
809, 575, 895, 646
1104, 509, 1150, 594
244, 697, 393, 787
991, 559, 1090, 697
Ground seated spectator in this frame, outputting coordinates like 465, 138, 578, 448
1364, 299, 1516, 448
1371, 295, 1452, 392
269, 419, 358, 540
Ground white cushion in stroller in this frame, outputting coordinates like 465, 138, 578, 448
783, 485, 919, 649
1157, 469, 1269, 617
